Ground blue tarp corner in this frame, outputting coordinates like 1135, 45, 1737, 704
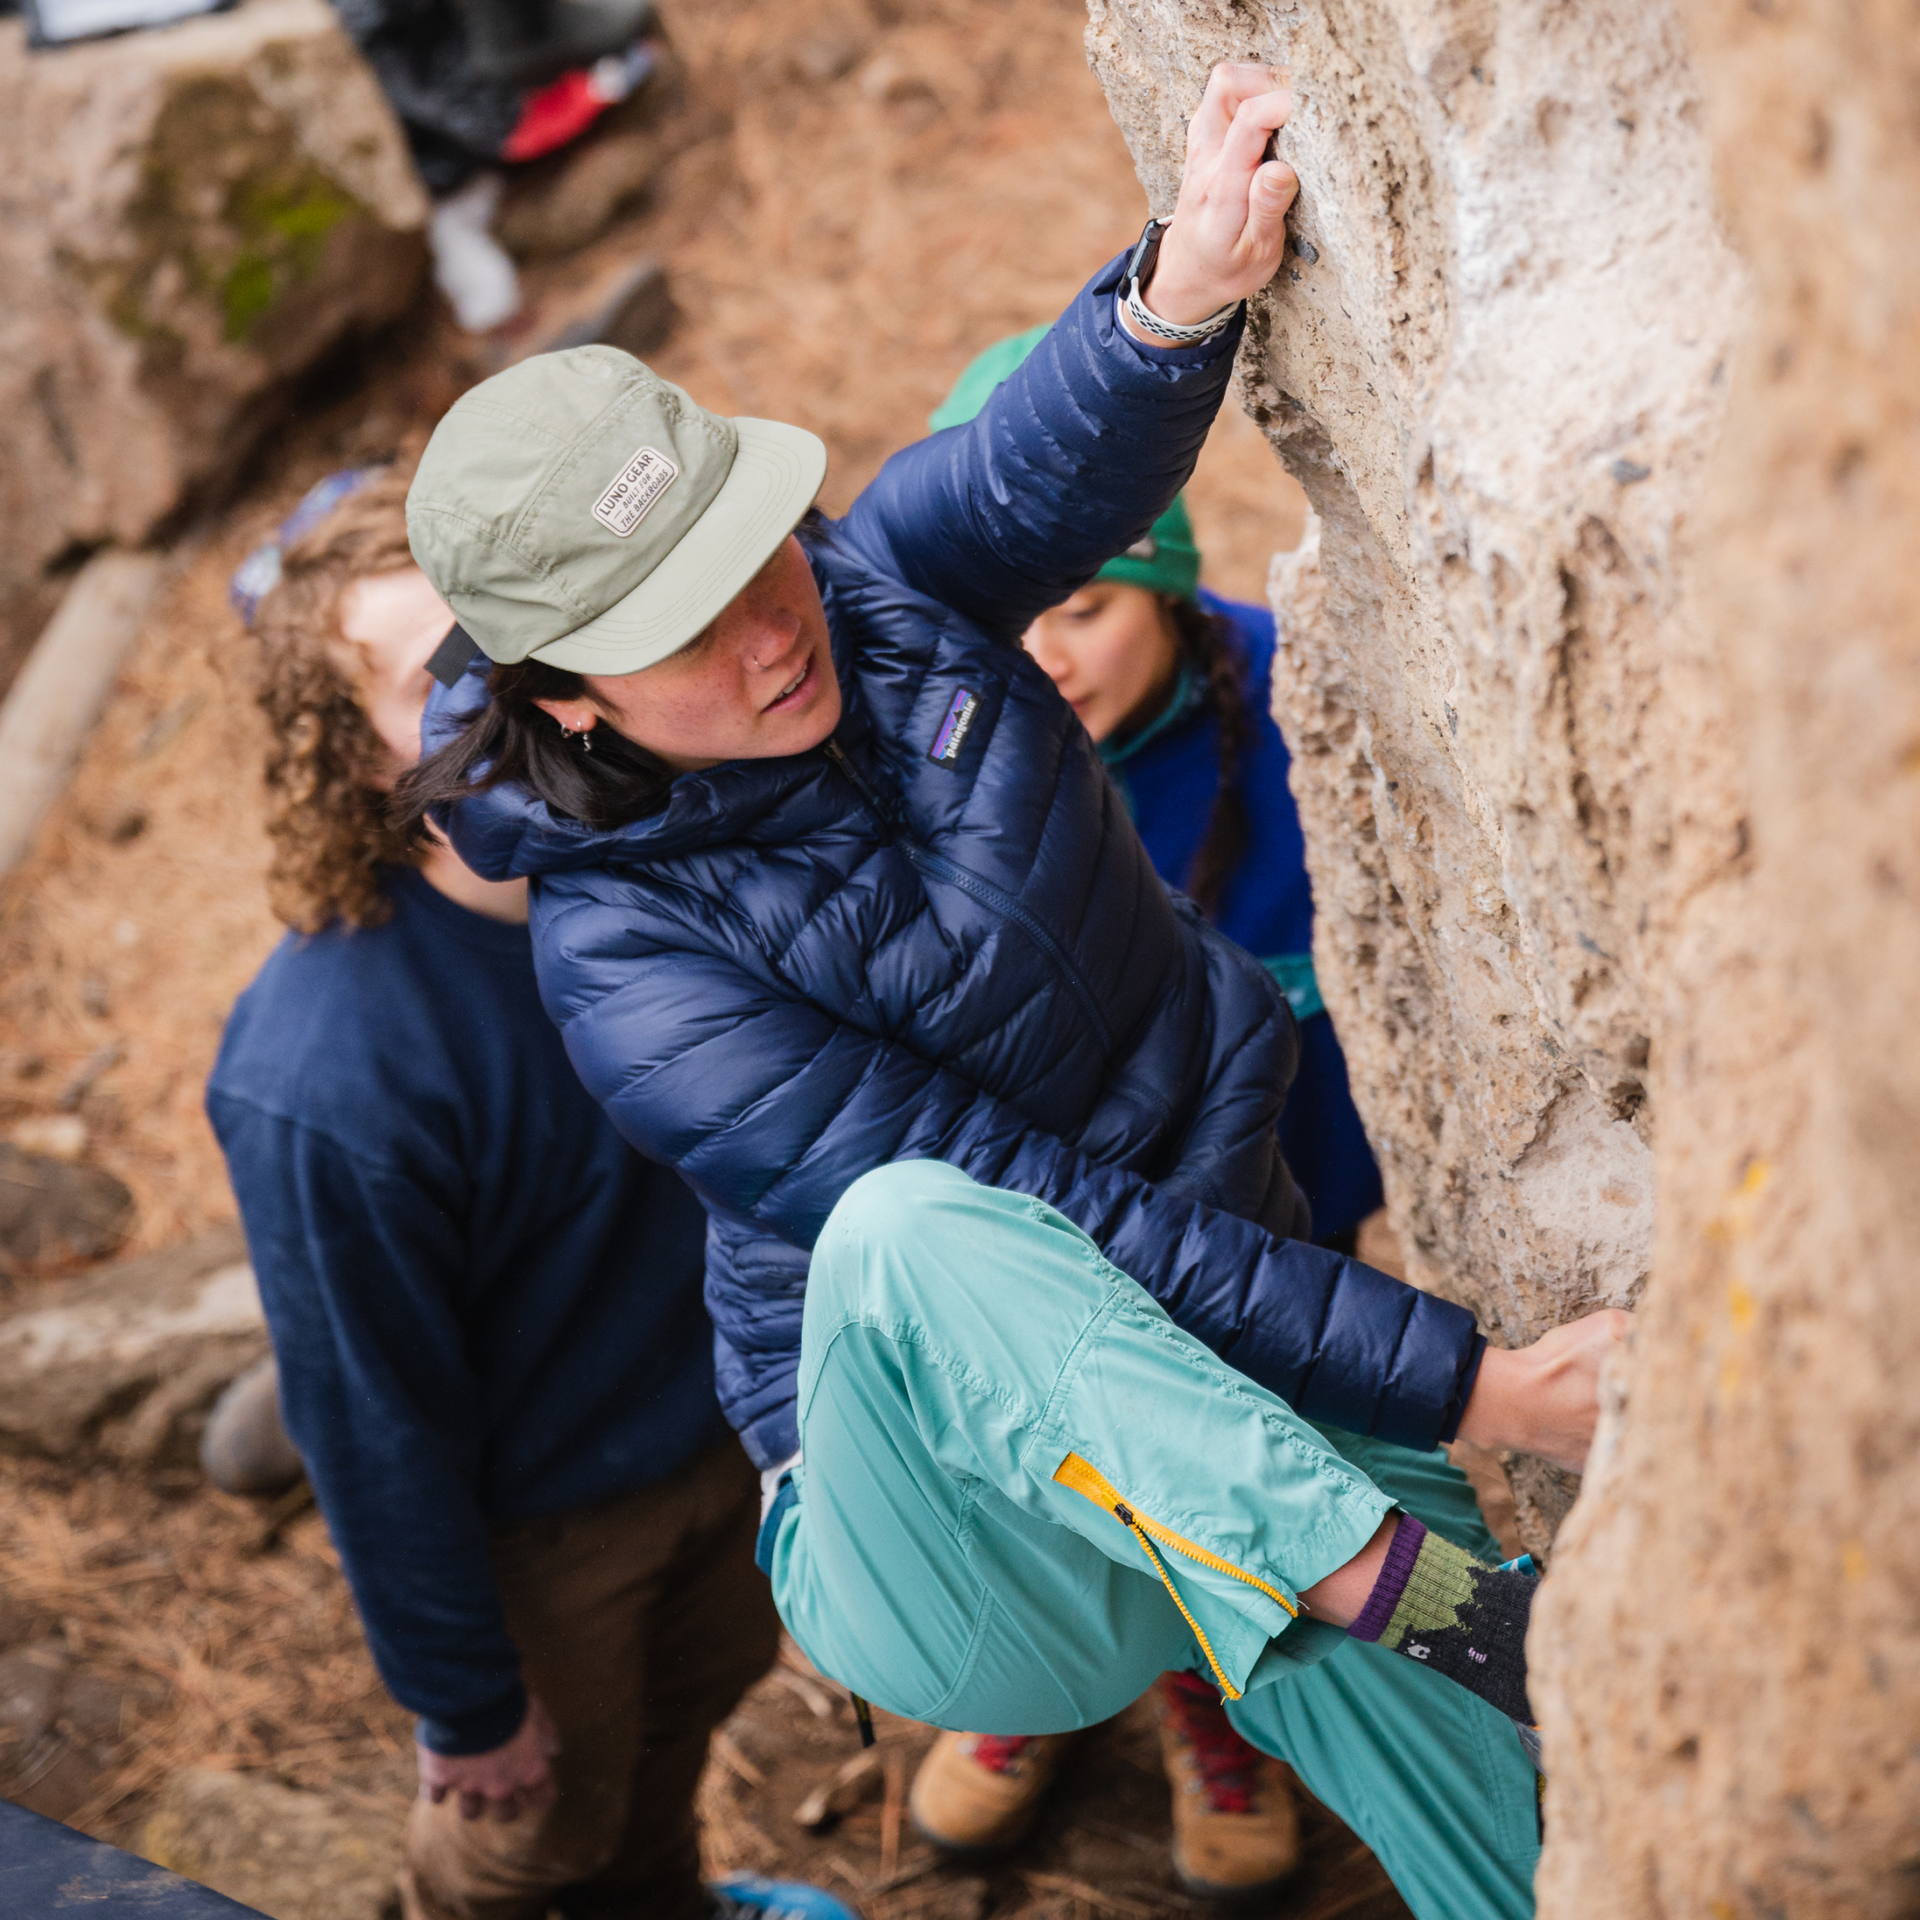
0, 1795, 267, 1915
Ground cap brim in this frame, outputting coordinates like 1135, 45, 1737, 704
526, 417, 827, 675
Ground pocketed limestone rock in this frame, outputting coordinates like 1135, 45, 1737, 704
0, 0, 428, 671
0, 1227, 266, 1465
1090, 0, 1919, 1913
1532, 0, 1920, 1912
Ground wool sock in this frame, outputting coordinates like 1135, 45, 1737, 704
1347, 1514, 1536, 1728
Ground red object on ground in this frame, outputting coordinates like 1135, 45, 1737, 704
1159, 1671, 1262, 1813
502, 69, 613, 162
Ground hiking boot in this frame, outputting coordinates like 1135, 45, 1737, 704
908, 1730, 1074, 1857
1157, 1672, 1300, 1901
200, 1355, 305, 1496
709, 1873, 859, 1919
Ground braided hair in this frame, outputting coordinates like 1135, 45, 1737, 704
1164, 595, 1255, 924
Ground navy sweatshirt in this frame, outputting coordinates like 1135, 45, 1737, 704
206, 866, 726, 1754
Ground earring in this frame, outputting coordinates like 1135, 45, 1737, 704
557, 717, 593, 753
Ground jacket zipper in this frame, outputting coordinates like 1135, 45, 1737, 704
1053, 1450, 1298, 1702
822, 739, 1113, 1055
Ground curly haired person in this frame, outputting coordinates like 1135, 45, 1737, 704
207, 465, 855, 1920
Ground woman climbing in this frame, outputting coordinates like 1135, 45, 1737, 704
902, 334, 1387, 1898
400, 64, 1625, 1920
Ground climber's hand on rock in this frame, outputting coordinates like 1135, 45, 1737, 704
417, 1693, 560, 1824
1127, 61, 1298, 334
1455, 1309, 1633, 1475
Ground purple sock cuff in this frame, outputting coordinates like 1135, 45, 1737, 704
1347, 1513, 1428, 1643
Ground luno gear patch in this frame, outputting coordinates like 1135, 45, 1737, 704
592, 446, 680, 536
929, 688, 980, 767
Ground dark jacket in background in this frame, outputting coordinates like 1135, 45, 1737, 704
429, 249, 1485, 1473
331, 0, 520, 193
208, 868, 725, 1754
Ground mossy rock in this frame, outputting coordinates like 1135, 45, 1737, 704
106, 72, 370, 351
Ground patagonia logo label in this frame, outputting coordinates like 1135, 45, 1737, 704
592, 445, 679, 537
928, 687, 980, 767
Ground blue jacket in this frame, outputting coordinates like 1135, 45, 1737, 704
1101, 595, 1384, 1241
431, 250, 1484, 1470
1102, 593, 1314, 988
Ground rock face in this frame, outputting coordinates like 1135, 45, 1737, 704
1090, 0, 1745, 1535
1090, 1, 1917, 1913
0, 0, 428, 673
1533, 1, 1920, 1911
0, 1227, 266, 1465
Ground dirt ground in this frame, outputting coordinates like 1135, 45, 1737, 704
0, 2, 1387, 1915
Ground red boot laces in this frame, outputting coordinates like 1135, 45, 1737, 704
1160, 1671, 1262, 1814
960, 1733, 1042, 1777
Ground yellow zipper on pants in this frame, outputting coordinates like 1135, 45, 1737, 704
1052, 1451, 1298, 1702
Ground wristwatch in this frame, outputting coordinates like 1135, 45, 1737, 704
1125, 216, 1170, 301
1121, 216, 1240, 345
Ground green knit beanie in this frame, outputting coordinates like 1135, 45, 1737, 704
929, 325, 1202, 603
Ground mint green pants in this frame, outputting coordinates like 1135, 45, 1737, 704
763, 1162, 1540, 1920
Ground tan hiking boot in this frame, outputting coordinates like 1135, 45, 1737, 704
1157, 1672, 1300, 1900
908, 1730, 1074, 1856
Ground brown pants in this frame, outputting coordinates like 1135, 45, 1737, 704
404, 1440, 780, 1920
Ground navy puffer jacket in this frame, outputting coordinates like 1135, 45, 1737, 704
431, 251, 1485, 1470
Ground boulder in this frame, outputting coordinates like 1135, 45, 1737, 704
0, 1226, 267, 1464
1090, 1, 1919, 1913
0, 1141, 135, 1273
0, 0, 428, 671
141, 1767, 406, 1920
1534, 0, 1920, 1910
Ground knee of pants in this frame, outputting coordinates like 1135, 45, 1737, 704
809, 1159, 993, 1319
407, 1777, 628, 1912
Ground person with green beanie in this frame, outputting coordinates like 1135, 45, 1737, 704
907, 327, 1389, 1899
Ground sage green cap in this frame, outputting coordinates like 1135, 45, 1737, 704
407, 346, 827, 674
930, 325, 1202, 602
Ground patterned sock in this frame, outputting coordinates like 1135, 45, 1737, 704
1347, 1514, 1536, 1727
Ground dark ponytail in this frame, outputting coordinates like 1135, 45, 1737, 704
1166, 596, 1254, 923
391, 657, 674, 842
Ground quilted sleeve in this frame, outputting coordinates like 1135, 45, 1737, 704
835, 249, 1246, 643
546, 915, 1485, 1460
